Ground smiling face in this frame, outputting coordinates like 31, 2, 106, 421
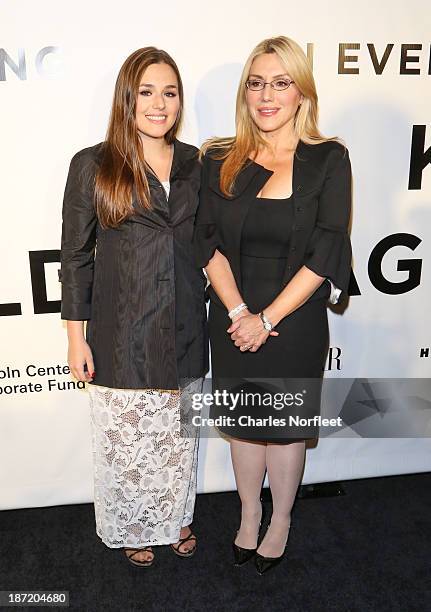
135, 62, 180, 140
245, 52, 303, 136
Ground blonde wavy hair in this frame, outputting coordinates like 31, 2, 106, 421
201, 35, 340, 196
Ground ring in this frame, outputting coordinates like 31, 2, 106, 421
241, 345, 252, 351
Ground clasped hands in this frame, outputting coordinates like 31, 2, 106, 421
226, 310, 279, 352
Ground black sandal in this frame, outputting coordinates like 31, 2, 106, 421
170, 529, 197, 558
124, 546, 155, 568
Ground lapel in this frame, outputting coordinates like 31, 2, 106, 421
206, 156, 272, 281
207, 139, 322, 199
169, 138, 197, 180
134, 139, 198, 226
230, 164, 273, 281
168, 139, 199, 223
292, 140, 323, 196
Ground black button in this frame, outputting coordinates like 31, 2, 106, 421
177, 323, 185, 331
291, 246, 296, 251
296, 206, 302, 212
295, 225, 302, 231
287, 265, 292, 271
297, 185, 303, 191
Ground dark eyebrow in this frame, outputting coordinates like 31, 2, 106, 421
139, 83, 178, 89
248, 73, 290, 79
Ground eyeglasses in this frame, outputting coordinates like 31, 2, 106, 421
245, 78, 295, 91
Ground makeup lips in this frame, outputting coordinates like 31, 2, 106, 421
257, 107, 280, 117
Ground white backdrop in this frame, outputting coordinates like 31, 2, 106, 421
1, 0, 430, 510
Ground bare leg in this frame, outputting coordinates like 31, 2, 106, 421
230, 437, 267, 548
257, 440, 306, 557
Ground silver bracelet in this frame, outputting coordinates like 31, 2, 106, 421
228, 302, 248, 320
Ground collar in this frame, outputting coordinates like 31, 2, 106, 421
207, 156, 272, 200
146, 139, 198, 187
207, 140, 319, 200
170, 139, 198, 180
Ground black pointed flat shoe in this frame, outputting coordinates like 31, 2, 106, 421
233, 500, 266, 567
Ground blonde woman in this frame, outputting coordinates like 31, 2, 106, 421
60, 48, 208, 568
193, 36, 352, 574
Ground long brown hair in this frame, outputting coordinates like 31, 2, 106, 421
95, 47, 184, 228
201, 36, 339, 197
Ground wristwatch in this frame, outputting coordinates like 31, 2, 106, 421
258, 311, 273, 332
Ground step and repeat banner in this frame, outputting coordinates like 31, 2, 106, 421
1, 0, 430, 509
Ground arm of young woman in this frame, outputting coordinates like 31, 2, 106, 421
60, 151, 98, 382
66, 321, 95, 382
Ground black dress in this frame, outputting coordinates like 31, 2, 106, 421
209, 195, 330, 442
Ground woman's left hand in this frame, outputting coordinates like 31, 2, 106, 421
227, 314, 279, 352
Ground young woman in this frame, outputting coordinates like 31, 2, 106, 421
194, 36, 352, 574
60, 47, 208, 568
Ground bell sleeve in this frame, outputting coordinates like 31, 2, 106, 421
193, 154, 223, 268
59, 150, 98, 320
304, 146, 352, 304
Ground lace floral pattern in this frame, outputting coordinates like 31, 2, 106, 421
88, 381, 201, 548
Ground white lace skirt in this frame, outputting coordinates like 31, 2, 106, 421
88, 381, 200, 548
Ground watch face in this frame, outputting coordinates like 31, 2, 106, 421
264, 322, 271, 331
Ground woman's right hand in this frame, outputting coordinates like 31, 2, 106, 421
67, 337, 95, 382
229, 309, 279, 351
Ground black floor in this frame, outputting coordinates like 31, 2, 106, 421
1, 472, 430, 612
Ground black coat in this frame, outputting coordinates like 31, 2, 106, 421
60, 139, 208, 390
193, 139, 352, 307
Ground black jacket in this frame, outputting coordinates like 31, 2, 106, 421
60, 139, 208, 390
193, 139, 352, 307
